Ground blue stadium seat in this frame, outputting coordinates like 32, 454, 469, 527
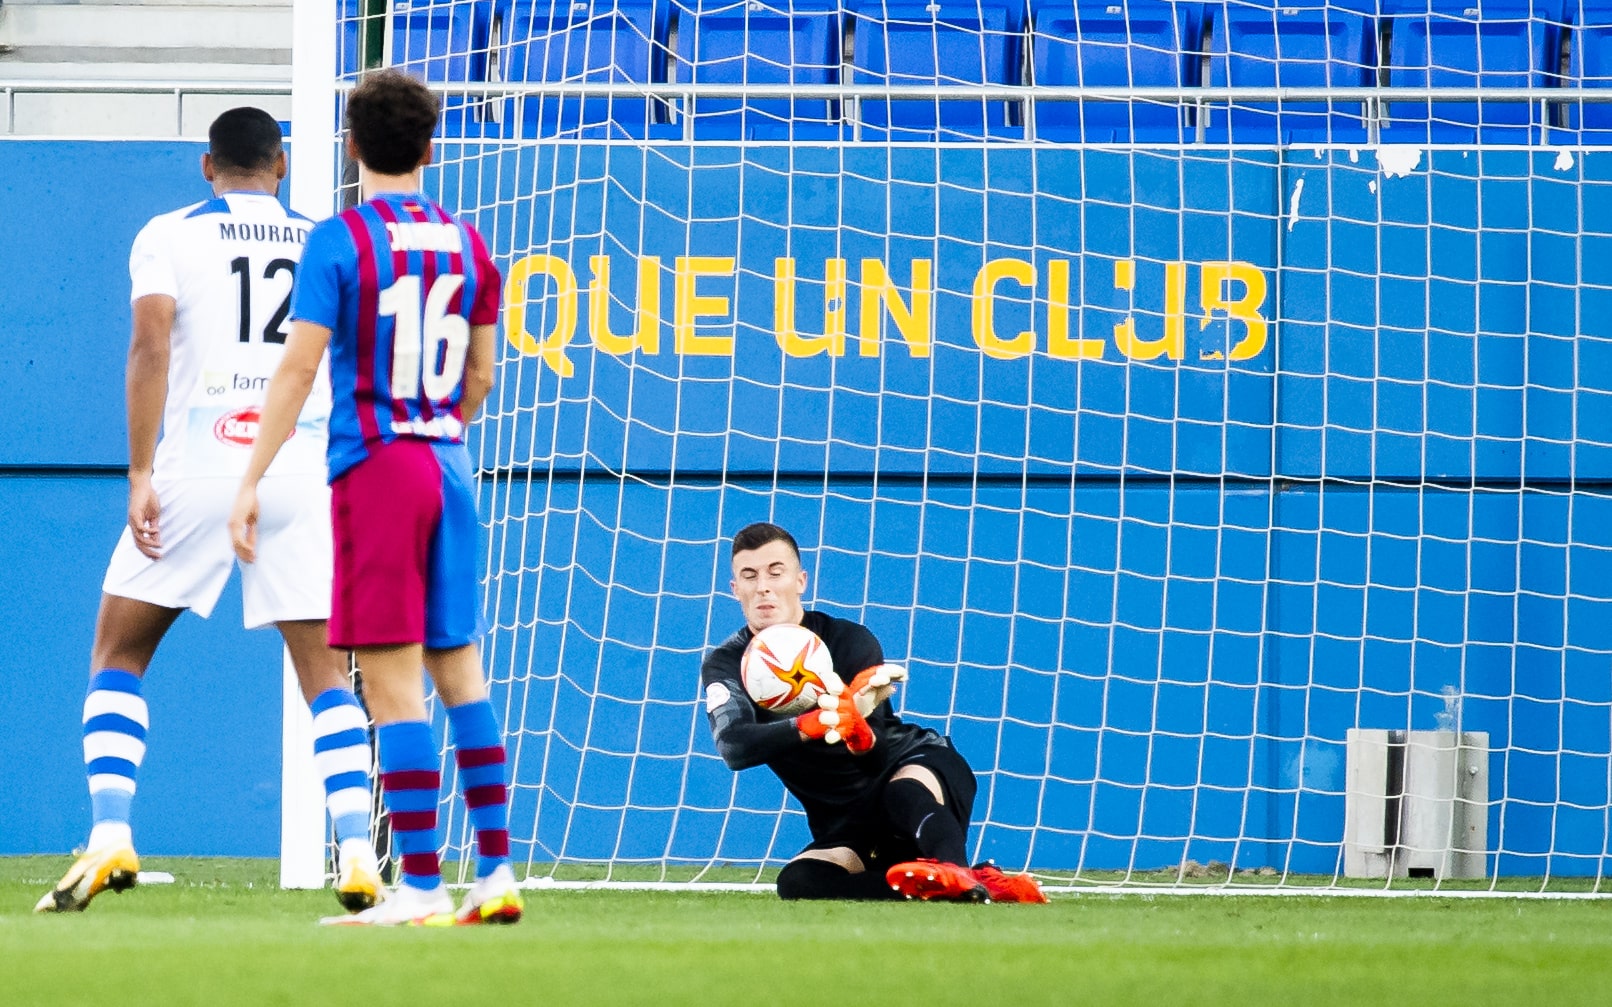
1029, 0, 1203, 143
1565, 0, 1612, 143
340, 0, 364, 80
1203, 0, 1376, 144
672, 0, 843, 140
390, 0, 500, 136
1382, 0, 1564, 143
500, 0, 677, 138
848, 0, 1025, 141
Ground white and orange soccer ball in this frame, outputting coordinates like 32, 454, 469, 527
741, 623, 843, 717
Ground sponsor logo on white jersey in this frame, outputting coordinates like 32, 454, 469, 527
214, 405, 295, 448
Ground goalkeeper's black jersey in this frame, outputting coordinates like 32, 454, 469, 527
701, 611, 947, 839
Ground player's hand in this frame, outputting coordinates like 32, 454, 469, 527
845, 663, 907, 719
834, 691, 876, 755
796, 694, 844, 744
228, 483, 260, 563
127, 472, 162, 559
797, 692, 876, 754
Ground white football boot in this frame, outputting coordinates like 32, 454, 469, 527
333, 839, 384, 913
447, 864, 524, 926
319, 882, 451, 926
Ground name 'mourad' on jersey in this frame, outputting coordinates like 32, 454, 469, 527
290, 191, 501, 481
130, 191, 331, 479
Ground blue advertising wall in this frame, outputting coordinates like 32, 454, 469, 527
0, 141, 285, 857
4, 138, 1610, 876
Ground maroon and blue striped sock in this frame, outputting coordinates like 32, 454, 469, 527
446, 700, 511, 879
376, 720, 442, 893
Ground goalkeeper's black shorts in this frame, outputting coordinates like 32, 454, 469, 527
800, 737, 977, 870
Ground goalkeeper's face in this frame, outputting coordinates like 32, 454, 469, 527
731, 540, 807, 633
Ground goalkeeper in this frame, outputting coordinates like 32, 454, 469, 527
701, 522, 1046, 903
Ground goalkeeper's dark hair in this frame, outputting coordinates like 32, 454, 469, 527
208, 107, 284, 173
731, 522, 800, 560
346, 69, 440, 175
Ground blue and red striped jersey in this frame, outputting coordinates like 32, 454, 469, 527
291, 191, 500, 481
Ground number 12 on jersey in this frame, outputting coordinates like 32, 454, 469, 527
379, 274, 470, 402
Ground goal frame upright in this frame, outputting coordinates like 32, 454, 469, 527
280, 0, 340, 892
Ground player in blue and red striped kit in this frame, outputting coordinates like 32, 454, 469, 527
229, 70, 519, 927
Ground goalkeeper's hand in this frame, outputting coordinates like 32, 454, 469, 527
796, 692, 876, 754
844, 663, 908, 719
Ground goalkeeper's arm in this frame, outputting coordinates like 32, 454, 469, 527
701, 644, 819, 769
705, 682, 803, 770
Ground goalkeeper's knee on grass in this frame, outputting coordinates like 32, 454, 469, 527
775, 857, 898, 900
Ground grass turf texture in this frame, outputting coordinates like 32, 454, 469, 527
3, 857, 1609, 1006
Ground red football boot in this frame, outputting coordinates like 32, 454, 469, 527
971, 861, 1050, 904
885, 859, 989, 902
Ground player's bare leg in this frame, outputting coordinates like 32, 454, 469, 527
90, 593, 183, 677
424, 644, 522, 925
37, 595, 180, 913
279, 619, 383, 913
278, 619, 353, 705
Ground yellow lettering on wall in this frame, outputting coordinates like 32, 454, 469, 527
774, 258, 846, 357
588, 255, 661, 355
1165, 261, 1187, 359
858, 258, 932, 358
1200, 261, 1270, 361
674, 256, 735, 356
1111, 258, 1136, 355
1046, 259, 1103, 359
971, 259, 1036, 360
1115, 260, 1186, 361
825, 258, 846, 347
504, 253, 577, 378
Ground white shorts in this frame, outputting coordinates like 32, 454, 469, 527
102, 475, 331, 629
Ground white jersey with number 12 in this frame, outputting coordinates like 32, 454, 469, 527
129, 190, 330, 479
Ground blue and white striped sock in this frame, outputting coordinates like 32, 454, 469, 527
82, 669, 147, 851
309, 687, 373, 851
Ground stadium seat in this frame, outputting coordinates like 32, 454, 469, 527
1382, 0, 1565, 143
1203, 0, 1377, 144
1029, 0, 1203, 143
390, 0, 500, 136
1564, 0, 1612, 143
500, 0, 678, 138
671, 0, 843, 140
848, 0, 1025, 141
340, 0, 364, 80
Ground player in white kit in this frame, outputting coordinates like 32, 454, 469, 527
36, 108, 382, 915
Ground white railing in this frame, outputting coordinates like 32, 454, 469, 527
380, 82, 1612, 143
9, 78, 1608, 140
0, 80, 291, 136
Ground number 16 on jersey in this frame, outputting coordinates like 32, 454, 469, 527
380, 274, 470, 403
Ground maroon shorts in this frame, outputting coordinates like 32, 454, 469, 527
329, 438, 484, 649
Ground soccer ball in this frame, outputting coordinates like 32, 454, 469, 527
742, 623, 843, 717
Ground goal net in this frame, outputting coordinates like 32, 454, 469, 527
288, 0, 1612, 896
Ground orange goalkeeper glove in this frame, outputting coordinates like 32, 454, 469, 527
844, 663, 907, 719
796, 692, 876, 754
795, 704, 839, 742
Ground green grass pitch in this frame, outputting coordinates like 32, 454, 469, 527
3, 856, 1609, 1007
